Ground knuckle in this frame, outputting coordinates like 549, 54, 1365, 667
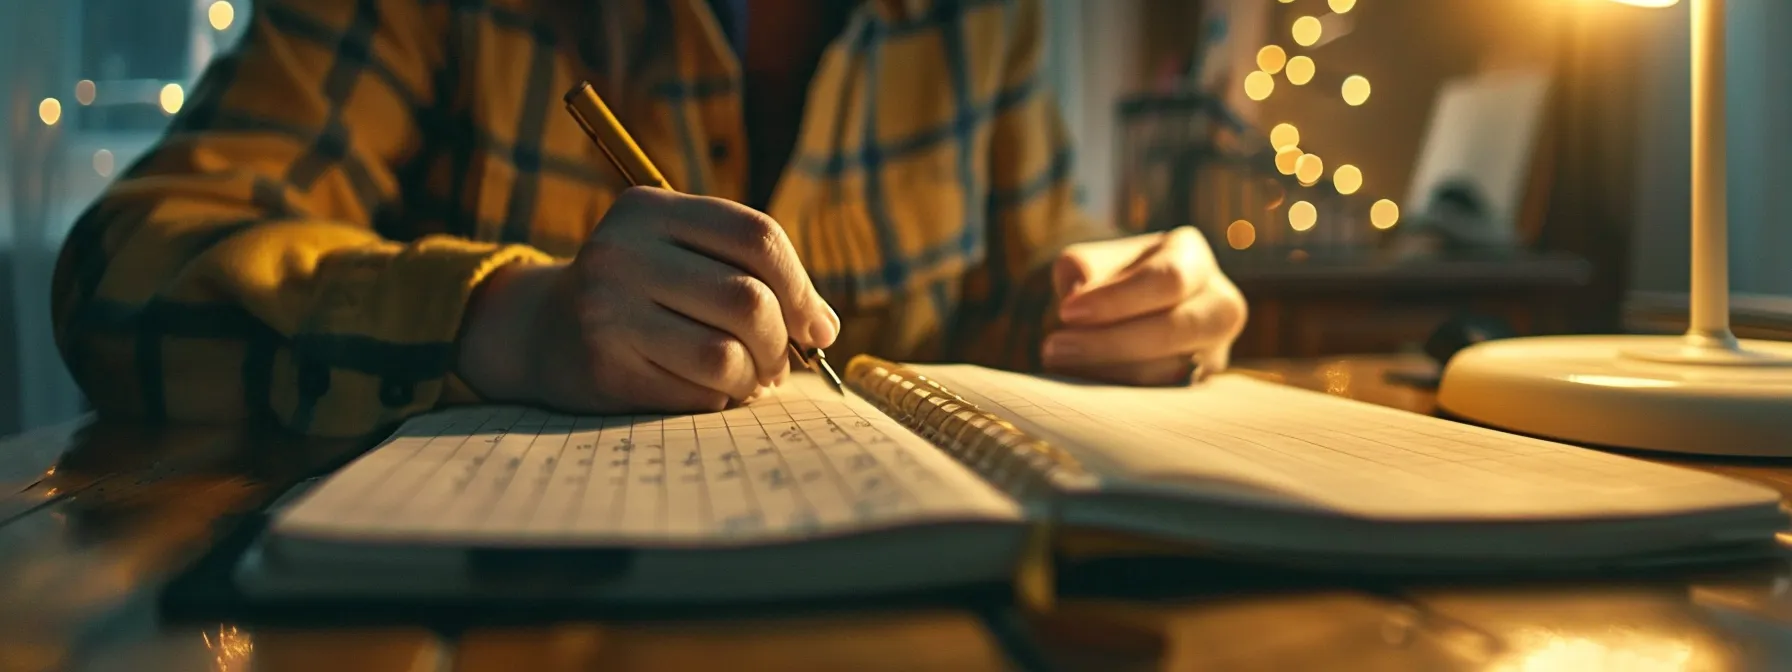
734, 211, 785, 257
719, 274, 776, 317
694, 335, 749, 377
1152, 260, 1196, 298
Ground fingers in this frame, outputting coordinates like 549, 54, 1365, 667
1053, 233, 1162, 300
610, 358, 736, 414
631, 307, 762, 403
1047, 357, 1197, 387
1042, 284, 1245, 367
1058, 228, 1209, 326
639, 247, 791, 385
617, 187, 840, 349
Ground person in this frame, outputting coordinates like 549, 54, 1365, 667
51, 0, 1246, 438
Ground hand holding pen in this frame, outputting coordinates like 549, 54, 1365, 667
453, 84, 842, 414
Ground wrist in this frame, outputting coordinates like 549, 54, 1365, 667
457, 260, 563, 402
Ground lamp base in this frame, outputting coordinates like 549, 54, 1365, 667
1437, 335, 1792, 457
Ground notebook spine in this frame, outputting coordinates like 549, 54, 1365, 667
844, 356, 1095, 501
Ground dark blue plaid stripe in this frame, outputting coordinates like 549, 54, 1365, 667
939, 0, 982, 328
285, 0, 383, 210
500, 17, 561, 243
789, 73, 1039, 177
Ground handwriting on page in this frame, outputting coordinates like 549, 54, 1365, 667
276, 378, 1017, 545
916, 365, 1768, 520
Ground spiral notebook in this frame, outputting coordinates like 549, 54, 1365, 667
235, 356, 1787, 604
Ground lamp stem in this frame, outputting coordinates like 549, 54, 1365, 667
1687, 0, 1737, 350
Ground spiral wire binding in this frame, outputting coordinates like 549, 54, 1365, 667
843, 356, 1097, 500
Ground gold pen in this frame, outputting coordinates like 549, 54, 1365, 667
563, 81, 845, 396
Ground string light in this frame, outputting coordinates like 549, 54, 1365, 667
1270, 123, 1301, 150
1256, 46, 1287, 75
159, 83, 184, 114
1275, 148, 1303, 175
1244, 71, 1275, 101
1329, 0, 1358, 12
209, 1, 235, 31
1292, 16, 1323, 47
38, 98, 61, 125
1371, 199, 1401, 229
1226, 220, 1257, 250
1334, 164, 1363, 195
1295, 153, 1325, 185
93, 149, 115, 177
1342, 75, 1372, 106
1285, 56, 1315, 85
1289, 201, 1318, 231
75, 80, 96, 105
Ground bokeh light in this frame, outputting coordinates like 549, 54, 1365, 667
1244, 71, 1275, 101
209, 1, 235, 30
1334, 164, 1363, 195
1270, 123, 1301, 150
1295, 153, 1325, 185
1371, 199, 1401, 229
75, 80, 96, 105
38, 98, 61, 125
1292, 16, 1323, 47
1257, 46, 1287, 75
1290, 201, 1318, 231
1342, 75, 1372, 106
1226, 220, 1257, 250
1285, 56, 1315, 85
160, 83, 184, 114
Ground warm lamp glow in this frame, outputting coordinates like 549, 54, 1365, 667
1608, 0, 1678, 6
1329, 0, 1358, 12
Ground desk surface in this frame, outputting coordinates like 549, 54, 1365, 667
4, 354, 1791, 671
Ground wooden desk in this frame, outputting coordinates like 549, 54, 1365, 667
4, 355, 1791, 671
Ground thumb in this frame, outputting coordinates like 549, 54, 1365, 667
1053, 234, 1165, 299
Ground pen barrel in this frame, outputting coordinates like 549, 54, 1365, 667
564, 83, 674, 191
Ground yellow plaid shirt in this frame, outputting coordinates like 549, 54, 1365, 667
52, 0, 1111, 437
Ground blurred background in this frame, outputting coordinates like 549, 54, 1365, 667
0, 0, 1787, 434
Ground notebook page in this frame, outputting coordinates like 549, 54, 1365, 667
910, 365, 1779, 521
274, 375, 1020, 546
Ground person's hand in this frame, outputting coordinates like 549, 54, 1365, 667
1044, 227, 1246, 385
457, 187, 839, 414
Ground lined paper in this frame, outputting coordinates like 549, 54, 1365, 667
275, 376, 1019, 546
913, 365, 1779, 521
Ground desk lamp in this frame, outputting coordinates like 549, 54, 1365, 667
1437, 0, 1792, 456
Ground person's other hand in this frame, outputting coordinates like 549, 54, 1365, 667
457, 187, 839, 414
1044, 227, 1246, 385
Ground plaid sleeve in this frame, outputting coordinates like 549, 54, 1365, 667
945, 0, 1116, 372
51, 0, 551, 437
